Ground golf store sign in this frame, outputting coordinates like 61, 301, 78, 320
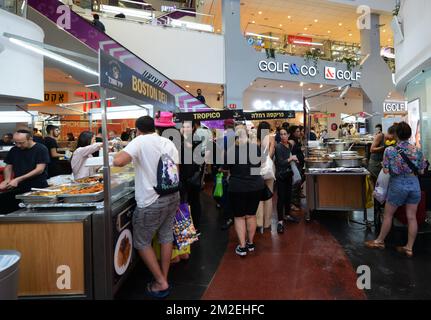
258, 60, 361, 81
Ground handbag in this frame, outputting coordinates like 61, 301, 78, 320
173, 203, 199, 250
260, 185, 273, 201
260, 145, 275, 180
187, 165, 204, 189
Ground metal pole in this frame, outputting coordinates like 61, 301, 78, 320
100, 88, 113, 298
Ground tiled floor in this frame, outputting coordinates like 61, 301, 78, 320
117, 192, 431, 300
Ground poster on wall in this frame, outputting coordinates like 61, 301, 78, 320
407, 99, 421, 148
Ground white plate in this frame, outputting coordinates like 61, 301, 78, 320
114, 229, 133, 276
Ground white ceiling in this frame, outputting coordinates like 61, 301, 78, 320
205, 0, 394, 46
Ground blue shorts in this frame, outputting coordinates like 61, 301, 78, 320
387, 175, 421, 207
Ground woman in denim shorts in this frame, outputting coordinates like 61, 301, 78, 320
365, 122, 427, 257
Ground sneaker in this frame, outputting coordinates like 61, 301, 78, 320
285, 214, 300, 223
235, 245, 247, 257
277, 223, 284, 234
221, 218, 233, 230
256, 226, 264, 234
246, 241, 255, 252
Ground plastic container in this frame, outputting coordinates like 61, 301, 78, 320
0, 250, 21, 300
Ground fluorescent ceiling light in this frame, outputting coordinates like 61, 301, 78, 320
100, 4, 153, 19
89, 105, 152, 120
169, 19, 214, 32
7, 36, 98, 76
0, 111, 38, 124
293, 40, 323, 46
85, 84, 99, 88
119, 0, 153, 6
246, 32, 279, 40
58, 97, 116, 107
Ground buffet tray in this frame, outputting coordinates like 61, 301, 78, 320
15, 184, 84, 204
59, 191, 104, 203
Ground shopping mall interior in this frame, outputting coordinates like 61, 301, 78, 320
0, 0, 430, 302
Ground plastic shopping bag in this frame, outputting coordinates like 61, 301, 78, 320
173, 203, 199, 250
213, 172, 224, 198
373, 169, 390, 204
291, 161, 302, 185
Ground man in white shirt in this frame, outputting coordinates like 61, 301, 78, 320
114, 116, 180, 299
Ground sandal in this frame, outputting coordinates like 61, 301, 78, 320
145, 282, 170, 299
396, 246, 413, 258
364, 240, 385, 250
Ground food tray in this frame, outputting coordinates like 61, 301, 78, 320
59, 191, 104, 203
15, 184, 83, 204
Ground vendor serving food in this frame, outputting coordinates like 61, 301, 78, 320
71, 131, 103, 180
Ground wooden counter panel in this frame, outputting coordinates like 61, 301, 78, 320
0, 222, 85, 296
316, 175, 363, 208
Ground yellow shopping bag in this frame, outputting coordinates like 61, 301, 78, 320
365, 175, 374, 209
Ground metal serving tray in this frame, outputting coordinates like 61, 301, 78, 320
59, 190, 104, 203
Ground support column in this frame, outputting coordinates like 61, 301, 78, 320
359, 13, 395, 131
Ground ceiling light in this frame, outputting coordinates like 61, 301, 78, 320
299, 82, 304, 87
314, 19, 318, 23
89, 105, 152, 120
7, 36, 98, 76
338, 22, 343, 26
293, 40, 323, 46
258, 11, 262, 15
279, 24, 283, 27
217, 29, 220, 32
319, 84, 323, 88
383, 29, 386, 33
280, 85, 284, 88
100, 4, 153, 19
250, 82, 253, 86
58, 97, 116, 107
308, 88, 312, 91
288, 16, 291, 19
186, 85, 190, 88
246, 32, 279, 40
304, 27, 308, 31
327, 30, 331, 34
251, 20, 255, 23
349, 33, 352, 37
85, 84, 99, 88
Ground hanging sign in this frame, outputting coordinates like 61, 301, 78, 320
243, 110, 296, 120
383, 100, 408, 113
99, 50, 175, 110
312, 113, 336, 119
174, 110, 243, 122
29, 91, 69, 106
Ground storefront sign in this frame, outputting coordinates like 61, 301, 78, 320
324, 66, 361, 81
174, 110, 242, 122
258, 60, 361, 81
383, 100, 408, 113
99, 50, 174, 110
29, 91, 68, 106
243, 110, 296, 120
312, 113, 336, 119
287, 35, 313, 46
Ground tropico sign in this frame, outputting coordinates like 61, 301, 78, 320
258, 60, 361, 81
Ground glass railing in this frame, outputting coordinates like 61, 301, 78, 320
72, 1, 216, 33
0, 0, 27, 17
244, 30, 395, 71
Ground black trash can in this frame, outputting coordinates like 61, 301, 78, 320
0, 250, 21, 300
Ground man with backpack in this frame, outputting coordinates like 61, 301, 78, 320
114, 116, 180, 299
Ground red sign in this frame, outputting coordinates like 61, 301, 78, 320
228, 104, 237, 110
313, 113, 336, 119
73, 91, 113, 112
287, 35, 313, 46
